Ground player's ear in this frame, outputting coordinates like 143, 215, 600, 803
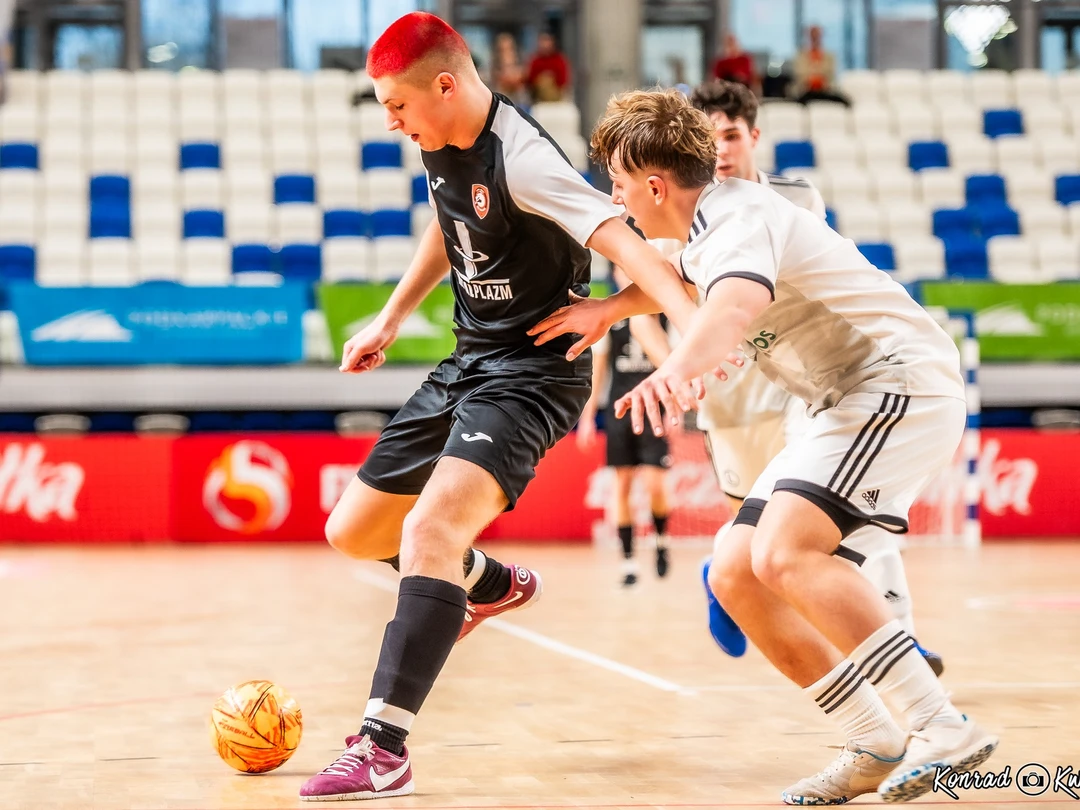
646, 175, 665, 205
749, 126, 761, 148
435, 71, 456, 98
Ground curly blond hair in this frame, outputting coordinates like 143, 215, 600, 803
590, 88, 717, 189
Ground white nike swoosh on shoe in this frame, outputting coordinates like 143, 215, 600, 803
369, 760, 410, 792
500, 590, 524, 607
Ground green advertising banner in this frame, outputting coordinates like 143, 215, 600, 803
921, 282, 1080, 361
317, 283, 457, 364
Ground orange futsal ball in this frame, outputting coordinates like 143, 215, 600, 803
211, 680, 302, 773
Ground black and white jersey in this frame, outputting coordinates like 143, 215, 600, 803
607, 314, 668, 403
420, 93, 622, 373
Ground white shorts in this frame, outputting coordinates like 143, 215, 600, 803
741, 392, 966, 535
704, 394, 808, 500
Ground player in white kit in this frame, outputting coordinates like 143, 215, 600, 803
687, 80, 943, 674
532, 89, 997, 805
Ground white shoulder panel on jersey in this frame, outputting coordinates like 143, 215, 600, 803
759, 170, 827, 220
491, 102, 621, 246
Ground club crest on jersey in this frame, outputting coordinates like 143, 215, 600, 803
472, 184, 490, 219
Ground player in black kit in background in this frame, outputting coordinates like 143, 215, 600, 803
578, 267, 672, 586
300, 12, 700, 803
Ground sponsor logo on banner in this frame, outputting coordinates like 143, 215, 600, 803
319, 464, 357, 514
203, 442, 293, 534
980, 438, 1037, 516
31, 310, 134, 343
0, 443, 85, 522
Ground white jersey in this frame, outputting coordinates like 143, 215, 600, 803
678, 177, 964, 413
697, 171, 824, 428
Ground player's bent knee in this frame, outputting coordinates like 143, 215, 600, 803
398, 509, 467, 569
749, 537, 800, 595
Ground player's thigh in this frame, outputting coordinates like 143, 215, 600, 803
746, 391, 967, 542
399, 456, 509, 579
704, 415, 786, 500
356, 360, 457, 500
707, 521, 757, 600
442, 371, 590, 510
325, 476, 418, 559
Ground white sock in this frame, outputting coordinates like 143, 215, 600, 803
842, 527, 916, 635
852, 620, 963, 731
464, 549, 486, 591
806, 660, 906, 759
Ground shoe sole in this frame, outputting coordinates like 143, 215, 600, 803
879, 735, 999, 803
700, 559, 747, 658
300, 779, 415, 801
923, 651, 945, 677
457, 570, 543, 642
781, 790, 854, 805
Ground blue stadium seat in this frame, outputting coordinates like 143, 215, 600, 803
0, 143, 38, 170
362, 142, 403, 170
932, 208, 978, 240
774, 141, 815, 173
856, 243, 896, 270
323, 209, 367, 238
0, 413, 36, 432
232, 244, 275, 274
983, 109, 1023, 139
89, 202, 132, 238
89, 175, 130, 203
973, 203, 1020, 238
180, 142, 221, 170
239, 412, 286, 431
280, 244, 322, 282
908, 141, 949, 172
0, 244, 35, 281
943, 236, 989, 278
370, 209, 411, 238
90, 413, 136, 432
274, 174, 317, 204
285, 411, 336, 431
189, 412, 240, 432
183, 209, 226, 238
965, 174, 1007, 206
411, 174, 428, 205
825, 207, 838, 231
1055, 174, 1080, 206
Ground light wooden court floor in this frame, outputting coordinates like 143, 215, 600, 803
2, 542, 1079, 810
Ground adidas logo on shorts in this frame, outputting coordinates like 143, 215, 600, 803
861, 489, 880, 509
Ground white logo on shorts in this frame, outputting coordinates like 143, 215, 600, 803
461, 432, 493, 443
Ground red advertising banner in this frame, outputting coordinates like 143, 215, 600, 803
0, 436, 171, 542
0, 429, 1074, 543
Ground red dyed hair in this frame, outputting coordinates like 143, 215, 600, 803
367, 12, 471, 80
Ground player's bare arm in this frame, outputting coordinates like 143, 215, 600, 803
615, 276, 772, 436
339, 217, 450, 374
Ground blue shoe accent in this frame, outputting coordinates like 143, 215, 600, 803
914, 640, 944, 677
701, 557, 747, 657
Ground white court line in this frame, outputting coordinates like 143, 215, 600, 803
687, 680, 1080, 693
353, 566, 692, 695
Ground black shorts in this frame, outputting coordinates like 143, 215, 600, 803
604, 407, 671, 469
358, 358, 591, 509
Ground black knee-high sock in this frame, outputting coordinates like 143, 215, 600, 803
362, 576, 466, 754
653, 515, 668, 542
618, 525, 633, 558
381, 555, 400, 571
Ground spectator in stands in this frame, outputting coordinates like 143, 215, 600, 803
711, 33, 760, 96
526, 32, 570, 102
491, 32, 528, 105
791, 25, 851, 106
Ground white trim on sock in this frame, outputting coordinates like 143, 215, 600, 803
464, 549, 486, 592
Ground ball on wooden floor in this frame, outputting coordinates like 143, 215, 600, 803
211, 680, 302, 773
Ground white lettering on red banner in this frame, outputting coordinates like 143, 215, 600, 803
319, 464, 358, 514
980, 438, 1037, 516
0, 443, 85, 522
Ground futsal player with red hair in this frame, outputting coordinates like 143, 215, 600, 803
299, 12, 700, 801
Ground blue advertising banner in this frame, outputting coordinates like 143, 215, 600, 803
10, 283, 306, 365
